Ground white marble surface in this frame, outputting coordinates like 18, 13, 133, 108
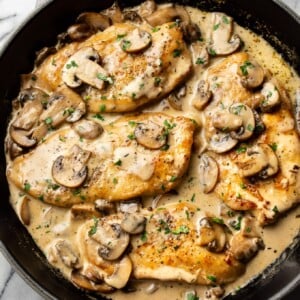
0, 0, 299, 299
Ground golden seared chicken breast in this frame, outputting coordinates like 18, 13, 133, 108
30, 22, 192, 113
7, 113, 195, 207
69, 202, 246, 292
198, 52, 300, 225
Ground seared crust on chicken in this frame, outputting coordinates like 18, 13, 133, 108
7, 113, 195, 207
32, 22, 192, 113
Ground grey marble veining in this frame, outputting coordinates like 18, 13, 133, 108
0, 0, 299, 299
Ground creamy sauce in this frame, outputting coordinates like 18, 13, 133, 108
6, 3, 300, 300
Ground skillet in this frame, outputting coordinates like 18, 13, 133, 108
0, 0, 299, 299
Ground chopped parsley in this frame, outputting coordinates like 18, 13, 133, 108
63, 107, 75, 116
187, 293, 199, 300
128, 120, 137, 127
160, 144, 170, 151
152, 26, 160, 32
213, 23, 220, 31
131, 93, 137, 100
211, 217, 224, 225
116, 34, 126, 41
37, 195, 44, 202
24, 182, 31, 192
231, 215, 243, 230
207, 275, 217, 283
196, 57, 205, 65
236, 145, 247, 154
240, 61, 254, 76
240, 182, 247, 189
141, 231, 147, 242
222, 16, 230, 24
97, 73, 114, 84
269, 142, 278, 152
121, 40, 132, 51
113, 177, 118, 184
172, 49, 182, 57
172, 225, 190, 235
247, 124, 254, 132
127, 133, 135, 140
44, 117, 53, 125
154, 77, 161, 86
231, 104, 246, 115
170, 176, 177, 182
272, 205, 279, 214
99, 104, 106, 113
114, 159, 122, 166
190, 193, 196, 202
93, 113, 105, 121
66, 60, 78, 69
88, 217, 99, 236
208, 48, 216, 56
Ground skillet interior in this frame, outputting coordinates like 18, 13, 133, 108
0, 0, 299, 299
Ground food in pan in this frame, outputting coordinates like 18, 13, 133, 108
5, 1, 300, 299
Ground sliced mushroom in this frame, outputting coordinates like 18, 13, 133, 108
235, 143, 279, 178
104, 256, 132, 289
120, 213, 146, 234
120, 28, 152, 53
238, 60, 264, 89
35, 47, 57, 66
209, 13, 241, 55
123, 11, 143, 24
182, 22, 201, 43
67, 23, 94, 41
145, 5, 190, 27
92, 221, 130, 261
71, 203, 102, 220
10, 127, 36, 148
191, 42, 209, 67
235, 144, 269, 178
168, 85, 186, 110
209, 132, 238, 153
71, 270, 114, 293
55, 240, 81, 268
199, 153, 219, 193
13, 88, 46, 130
205, 286, 225, 300
52, 145, 91, 188
72, 119, 103, 139
31, 123, 48, 142
103, 1, 123, 24
212, 110, 243, 131
118, 199, 141, 213
134, 120, 167, 149
253, 110, 265, 134
229, 103, 255, 140
138, 0, 157, 18
95, 199, 116, 214
192, 80, 212, 111
6, 139, 23, 159
77, 12, 111, 31
240, 216, 260, 238
40, 87, 86, 128
230, 233, 264, 262
20, 196, 31, 226
198, 217, 226, 253
260, 81, 281, 112
62, 47, 109, 90
257, 143, 279, 179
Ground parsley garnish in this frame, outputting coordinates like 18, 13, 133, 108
116, 34, 126, 41
187, 293, 199, 300
211, 217, 224, 225
99, 104, 106, 112
154, 77, 161, 86
114, 159, 122, 166
173, 49, 182, 57
121, 40, 132, 51
207, 275, 217, 282
236, 145, 247, 154
88, 217, 99, 236
272, 205, 279, 214
231, 215, 243, 230
172, 225, 189, 235
208, 48, 217, 56
93, 113, 105, 121
127, 133, 135, 140
269, 142, 278, 152
213, 23, 220, 31
170, 176, 177, 182
24, 182, 31, 192
97, 73, 114, 84
196, 57, 205, 65
240, 61, 254, 76
66, 60, 78, 69
141, 231, 147, 242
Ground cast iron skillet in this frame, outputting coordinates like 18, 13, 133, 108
0, 0, 299, 299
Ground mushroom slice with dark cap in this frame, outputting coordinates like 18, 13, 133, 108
135, 120, 167, 149
91, 220, 130, 261
10, 127, 37, 148
192, 80, 212, 111
62, 47, 110, 90
12, 88, 45, 131
54, 239, 81, 269
208, 12, 241, 56
257, 143, 279, 179
19, 196, 31, 226
120, 213, 146, 234
295, 89, 300, 136
120, 28, 152, 53
52, 144, 91, 188
104, 256, 132, 289
102, 1, 123, 24
212, 110, 243, 131
66, 23, 94, 41
209, 132, 238, 153
71, 203, 102, 220
238, 60, 264, 89
138, 0, 157, 18
145, 5, 190, 27
199, 153, 219, 193
72, 119, 103, 139
76, 12, 111, 31
167, 85, 186, 111
71, 270, 114, 293
260, 81, 281, 112
229, 103, 255, 141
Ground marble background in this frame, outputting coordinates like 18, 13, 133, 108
0, 0, 299, 299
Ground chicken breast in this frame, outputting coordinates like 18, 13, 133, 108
74, 202, 245, 289
32, 22, 192, 113
7, 113, 195, 207
199, 52, 300, 225
130, 202, 245, 285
